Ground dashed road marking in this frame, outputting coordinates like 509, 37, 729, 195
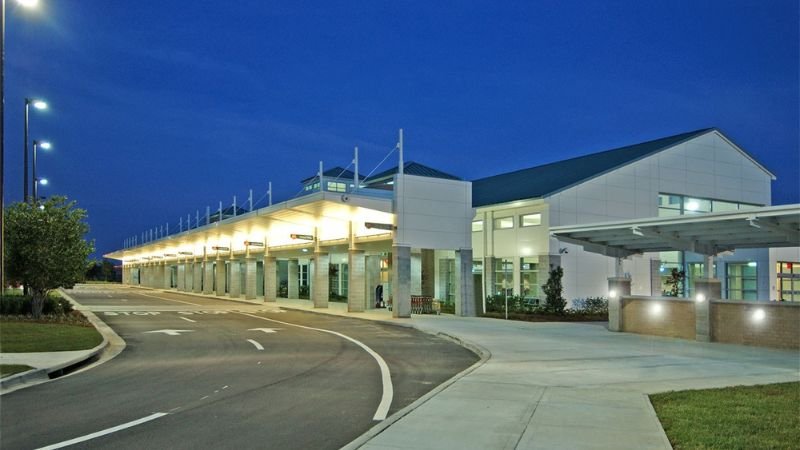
36, 412, 168, 450
179, 317, 197, 323
247, 339, 265, 351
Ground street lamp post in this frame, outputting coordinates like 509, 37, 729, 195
24, 97, 46, 203
2, 0, 43, 291
32, 139, 49, 201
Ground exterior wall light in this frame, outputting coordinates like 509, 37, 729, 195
695, 293, 706, 302
651, 303, 663, 315
608, 290, 618, 299
753, 308, 766, 322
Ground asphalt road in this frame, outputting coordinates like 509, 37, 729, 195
0, 286, 478, 450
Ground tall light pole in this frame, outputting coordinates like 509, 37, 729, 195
32, 139, 48, 201
2, 0, 43, 292
24, 97, 46, 203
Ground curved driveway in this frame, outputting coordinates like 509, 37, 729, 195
0, 287, 478, 449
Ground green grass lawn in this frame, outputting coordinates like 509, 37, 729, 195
651, 382, 800, 450
0, 321, 103, 352
0, 364, 34, 377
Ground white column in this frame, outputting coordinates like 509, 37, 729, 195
455, 248, 476, 317
264, 256, 277, 302
392, 245, 411, 318
348, 250, 366, 312
313, 252, 329, 308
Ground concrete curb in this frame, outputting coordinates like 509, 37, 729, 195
0, 289, 128, 395
341, 332, 491, 450
59, 289, 127, 374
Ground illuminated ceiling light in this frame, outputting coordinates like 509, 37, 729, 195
685, 200, 699, 211
747, 261, 757, 267
753, 309, 765, 321
16, 0, 40, 8
301, 248, 309, 253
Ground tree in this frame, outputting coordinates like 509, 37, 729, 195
4, 196, 94, 318
664, 268, 686, 297
542, 266, 567, 314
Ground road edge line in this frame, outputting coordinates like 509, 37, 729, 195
340, 331, 491, 450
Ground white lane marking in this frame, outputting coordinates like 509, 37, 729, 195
179, 317, 197, 323
247, 339, 265, 351
144, 329, 194, 336
36, 412, 167, 450
248, 327, 282, 334
137, 292, 202, 306
236, 312, 394, 421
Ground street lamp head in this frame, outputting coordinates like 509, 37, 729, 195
39, 178, 49, 186
32, 99, 48, 110
39, 141, 52, 149
16, 0, 40, 8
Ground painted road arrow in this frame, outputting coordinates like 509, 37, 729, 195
248, 328, 282, 334
144, 329, 195, 336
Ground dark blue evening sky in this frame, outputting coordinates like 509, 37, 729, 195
4, 0, 798, 258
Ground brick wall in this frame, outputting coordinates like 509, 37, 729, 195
621, 297, 696, 340
712, 301, 800, 350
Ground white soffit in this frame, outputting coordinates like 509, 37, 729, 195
550, 204, 800, 258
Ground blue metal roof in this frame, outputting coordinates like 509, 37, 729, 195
365, 161, 462, 183
301, 166, 364, 183
472, 128, 718, 207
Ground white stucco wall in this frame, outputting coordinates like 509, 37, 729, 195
394, 174, 473, 250
472, 130, 775, 302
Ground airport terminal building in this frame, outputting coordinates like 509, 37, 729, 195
107, 128, 800, 315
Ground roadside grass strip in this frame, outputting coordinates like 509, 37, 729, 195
237, 312, 394, 421
36, 412, 167, 450
0, 364, 34, 377
650, 382, 800, 450
0, 322, 103, 352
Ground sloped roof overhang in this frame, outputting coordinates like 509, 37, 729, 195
550, 204, 800, 258
106, 191, 394, 262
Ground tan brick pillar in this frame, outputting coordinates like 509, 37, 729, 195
607, 277, 631, 332
694, 278, 721, 342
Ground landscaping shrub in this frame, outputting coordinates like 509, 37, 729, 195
0, 295, 73, 316
571, 297, 608, 314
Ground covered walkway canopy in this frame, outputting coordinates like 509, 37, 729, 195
550, 204, 800, 258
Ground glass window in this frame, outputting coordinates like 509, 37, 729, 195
683, 197, 712, 214
659, 251, 684, 296
327, 181, 346, 193
494, 217, 514, 229
711, 200, 738, 212
777, 261, 799, 301
472, 260, 483, 274
520, 213, 541, 227
726, 262, 758, 300
472, 220, 484, 232
520, 258, 539, 300
493, 258, 513, 296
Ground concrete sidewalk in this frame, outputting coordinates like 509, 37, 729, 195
271, 299, 799, 450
